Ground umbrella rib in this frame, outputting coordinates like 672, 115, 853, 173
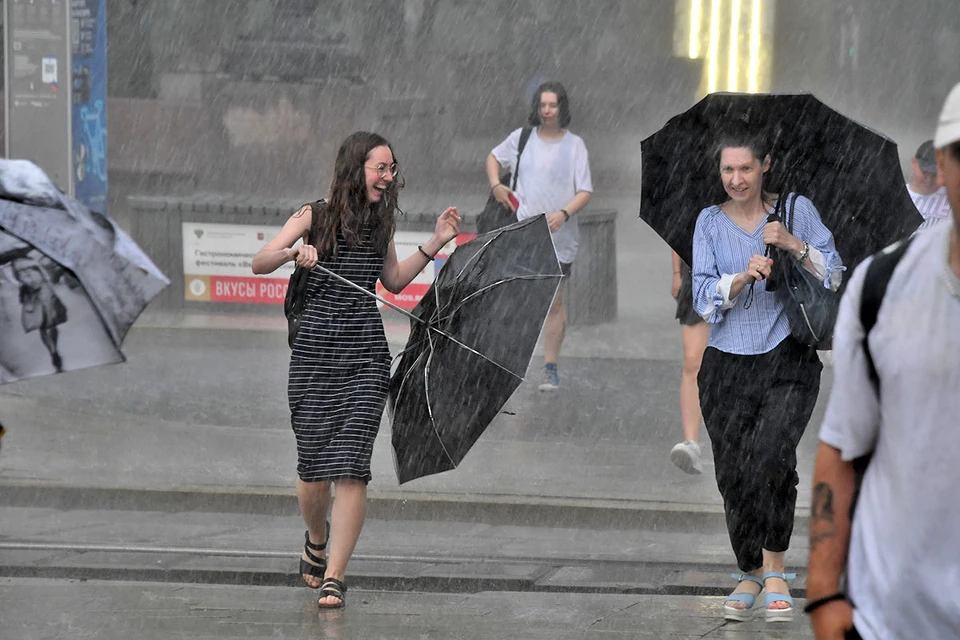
421, 327, 458, 469
436, 274, 563, 320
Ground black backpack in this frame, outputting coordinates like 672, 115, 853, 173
849, 235, 915, 512
284, 199, 325, 348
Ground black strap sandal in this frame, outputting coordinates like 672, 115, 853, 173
317, 577, 347, 609
299, 522, 329, 589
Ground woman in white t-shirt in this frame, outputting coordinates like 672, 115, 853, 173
485, 81, 593, 392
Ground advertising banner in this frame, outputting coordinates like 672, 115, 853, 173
182, 222, 294, 305
70, 0, 107, 214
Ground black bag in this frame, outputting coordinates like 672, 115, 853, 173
284, 199, 324, 349
477, 126, 533, 234
766, 193, 840, 350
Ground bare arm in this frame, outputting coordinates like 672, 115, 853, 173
251, 205, 313, 275
808, 442, 856, 598
486, 154, 515, 211
807, 442, 857, 639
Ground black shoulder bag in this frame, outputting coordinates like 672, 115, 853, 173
765, 193, 841, 350
477, 126, 533, 234
284, 199, 325, 349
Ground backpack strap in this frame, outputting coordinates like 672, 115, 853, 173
305, 198, 327, 246
511, 127, 534, 191
859, 236, 914, 394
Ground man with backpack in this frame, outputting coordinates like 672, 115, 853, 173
806, 82, 960, 639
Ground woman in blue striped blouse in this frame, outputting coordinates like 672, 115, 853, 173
692, 125, 843, 624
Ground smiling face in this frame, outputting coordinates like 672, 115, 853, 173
364, 145, 395, 204
719, 146, 770, 204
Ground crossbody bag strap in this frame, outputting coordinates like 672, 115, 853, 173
511, 127, 534, 191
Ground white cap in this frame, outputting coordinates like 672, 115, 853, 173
934, 82, 960, 149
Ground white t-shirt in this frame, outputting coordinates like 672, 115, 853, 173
818, 222, 960, 640
491, 128, 593, 264
907, 184, 952, 233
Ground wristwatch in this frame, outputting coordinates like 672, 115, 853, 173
560, 209, 570, 221
797, 241, 810, 263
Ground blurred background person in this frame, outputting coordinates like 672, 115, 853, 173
669, 250, 708, 474
486, 81, 593, 392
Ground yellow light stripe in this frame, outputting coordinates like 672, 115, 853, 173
748, 0, 762, 92
728, 0, 741, 90
708, 0, 721, 93
689, 0, 703, 58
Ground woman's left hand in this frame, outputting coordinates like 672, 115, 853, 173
434, 207, 461, 244
546, 212, 566, 232
763, 220, 804, 253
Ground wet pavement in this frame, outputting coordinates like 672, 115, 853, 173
0, 197, 827, 637
0, 579, 814, 639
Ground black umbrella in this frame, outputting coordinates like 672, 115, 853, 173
387, 215, 563, 484
0, 160, 168, 383
639, 92, 921, 270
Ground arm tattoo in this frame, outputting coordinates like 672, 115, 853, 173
811, 482, 835, 523
810, 482, 837, 548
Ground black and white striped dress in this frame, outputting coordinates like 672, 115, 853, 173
288, 226, 391, 483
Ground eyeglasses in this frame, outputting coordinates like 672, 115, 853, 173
365, 163, 398, 179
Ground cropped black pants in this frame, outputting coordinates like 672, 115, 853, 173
698, 337, 822, 572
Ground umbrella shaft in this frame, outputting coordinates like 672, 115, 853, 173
312, 264, 425, 325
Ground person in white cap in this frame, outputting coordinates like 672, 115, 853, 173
806, 81, 960, 640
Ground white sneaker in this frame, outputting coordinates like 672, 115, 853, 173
670, 440, 702, 475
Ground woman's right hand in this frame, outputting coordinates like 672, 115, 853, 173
741, 254, 773, 283
810, 600, 855, 640
492, 183, 516, 211
671, 272, 682, 299
290, 244, 318, 269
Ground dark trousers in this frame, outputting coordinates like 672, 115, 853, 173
698, 337, 822, 572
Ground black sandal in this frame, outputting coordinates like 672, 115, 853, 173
299, 523, 328, 589
317, 577, 347, 609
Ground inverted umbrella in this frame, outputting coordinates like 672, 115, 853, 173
0, 160, 168, 383
388, 215, 563, 484
639, 92, 921, 270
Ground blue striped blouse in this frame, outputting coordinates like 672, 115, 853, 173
692, 194, 843, 355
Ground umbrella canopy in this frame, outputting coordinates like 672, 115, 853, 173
0, 160, 168, 383
388, 215, 563, 484
639, 92, 922, 270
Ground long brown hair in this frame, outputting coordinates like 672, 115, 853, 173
310, 131, 400, 259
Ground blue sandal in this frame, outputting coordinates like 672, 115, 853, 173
763, 571, 797, 623
724, 573, 764, 621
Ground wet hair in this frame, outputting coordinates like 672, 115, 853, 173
527, 81, 572, 128
712, 121, 771, 165
311, 131, 400, 259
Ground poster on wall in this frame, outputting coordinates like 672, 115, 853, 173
182, 222, 294, 305
70, 0, 108, 214
183, 223, 477, 308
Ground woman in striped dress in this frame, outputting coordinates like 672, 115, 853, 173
252, 131, 460, 609
691, 124, 843, 624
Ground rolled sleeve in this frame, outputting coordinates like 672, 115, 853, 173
818, 258, 880, 459
692, 209, 738, 323
794, 195, 845, 291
